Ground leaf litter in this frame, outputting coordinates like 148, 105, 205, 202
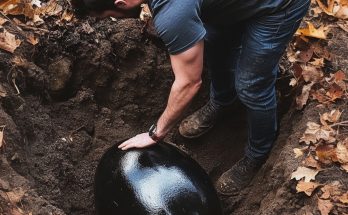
289, 1, 348, 213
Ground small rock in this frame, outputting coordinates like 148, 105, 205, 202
11, 153, 20, 163
0, 179, 10, 191
48, 57, 72, 92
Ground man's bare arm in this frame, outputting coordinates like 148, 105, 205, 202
156, 40, 204, 137
118, 40, 204, 150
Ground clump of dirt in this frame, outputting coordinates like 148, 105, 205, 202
0, 11, 347, 215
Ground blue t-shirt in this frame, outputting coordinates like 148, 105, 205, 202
148, 0, 291, 55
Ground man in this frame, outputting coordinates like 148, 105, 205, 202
73, 0, 310, 195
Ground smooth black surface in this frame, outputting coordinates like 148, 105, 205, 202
94, 141, 222, 215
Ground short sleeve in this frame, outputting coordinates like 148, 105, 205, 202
150, 0, 206, 55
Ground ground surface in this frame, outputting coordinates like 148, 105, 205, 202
0, 2, 348, 215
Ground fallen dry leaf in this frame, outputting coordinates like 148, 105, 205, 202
320, 109, 342, 125
342, 164, 348, 172
26, 33, 39, 45
326, 83, 344, 101
300, 122, 336, 144
309, 58, 325, 67
336, 141, 348, 164
310, 4, 324, 17
298, 48, 314, 63
311, 42, 332, 60
339, 192, 348, 204
0, 28, 22, 53
296, 22, 330, 39
316, 0, 348, 19
294, 148, 305, 158
296, 82, 314, 110
312, 88, 330, 104
316, 0, 336, 15
292, 63, 303, 79
296, 180, 320, 196
291, 166, 320, 182
302, 65, 324, 83
333, 70, 346, 82
0, 17, 8, 25
300, 133, 318, 145
318, 198, 333, 215
61, 9, 74, 22
303, 155, 322, 169
338, 20, 348, 32
320, 181, 342, 199
31, 0, 42, 7
0, 0, 36, 19
316, 145, 338, 164
325, 70, 347, 91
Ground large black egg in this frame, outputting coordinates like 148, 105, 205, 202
94, 141, 222, 215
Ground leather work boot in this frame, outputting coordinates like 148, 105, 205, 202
216, 156, 264, 196
179, 101, 220, 138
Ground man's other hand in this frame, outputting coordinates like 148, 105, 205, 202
118, 133, 156, 150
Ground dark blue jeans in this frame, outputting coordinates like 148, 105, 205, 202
204, 0, 310, 161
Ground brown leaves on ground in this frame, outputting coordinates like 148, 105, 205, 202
338, 192, 348, 204
300, 121, 336, 144
316, 0, 348, 19
296, 180, 321, 196
0, 0, 63, 23
316, 144, 338, 164
0, 0, 74, 53
0, 16, 8, 25
320, 181, 342, 200
296, 21, 330, 39
290, 1, 348, 214
296, 69, 347, 109
303, 154, 322, 169
320, 109, 342, 125
336, 140, 348, 164
288, 37, 347, 109
291, 166, 320, 182
289, 1, 348, 110
296, 82, 315, 110
294, 109, 348, 213
318, 198, 334, 215
0, 27, 21, 53
316, 181, 348, 215
299, 109, 348, 167
313, 138, 348, 166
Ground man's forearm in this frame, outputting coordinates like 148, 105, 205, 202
156, 79, 202, 138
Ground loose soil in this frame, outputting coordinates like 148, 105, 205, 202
0, 12, 347, 215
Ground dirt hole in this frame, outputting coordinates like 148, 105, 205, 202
0, 19, 295, 215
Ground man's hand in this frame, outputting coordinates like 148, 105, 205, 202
118, 133, 157, 150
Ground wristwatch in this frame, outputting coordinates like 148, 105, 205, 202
149, 124, 162, 142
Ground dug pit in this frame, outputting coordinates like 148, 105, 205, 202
0, 18, 311, 215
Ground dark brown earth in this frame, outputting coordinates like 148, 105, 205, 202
0, 10, 347, 215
